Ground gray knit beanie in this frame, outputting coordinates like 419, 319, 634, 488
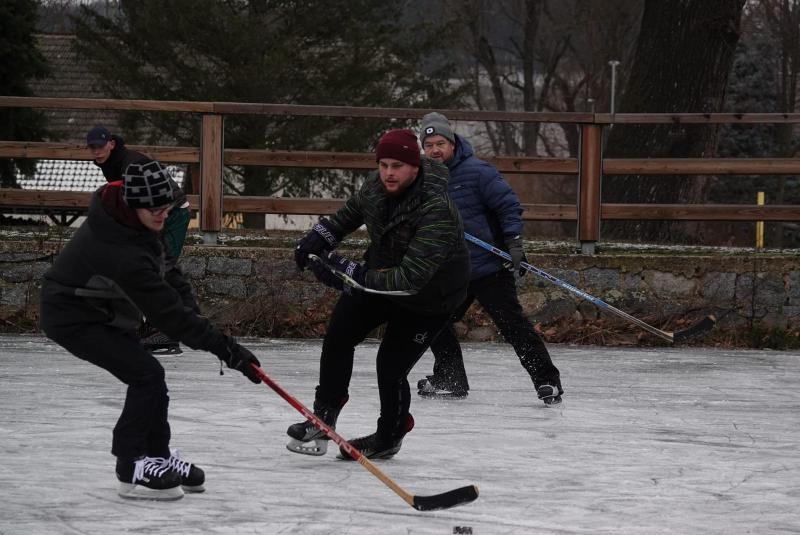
123, 159, 175, 208
420, 112, 455, 144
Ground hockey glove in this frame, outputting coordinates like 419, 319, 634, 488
505, 235, 527, 278
310, 251, 365, 292
294, 219, 340, 271
213, 336, 261, 384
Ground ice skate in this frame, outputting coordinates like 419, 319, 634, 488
155, 448, 205, 492
116, 456, 184, 501
286, 401, 343, 456
338, 414, 414, 460
417, 376, 468, 399
338, 432, 405, 460
140, 329, 182, 355
536, 383, 563, 406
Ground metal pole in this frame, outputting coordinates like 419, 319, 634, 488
608, 60, 620, 125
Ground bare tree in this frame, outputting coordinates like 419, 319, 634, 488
443, 0, 641, 158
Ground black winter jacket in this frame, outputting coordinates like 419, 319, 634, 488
325, 157, 470, 315
40, 184, 224, 353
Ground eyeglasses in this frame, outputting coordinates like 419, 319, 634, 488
146, 205, 173, 217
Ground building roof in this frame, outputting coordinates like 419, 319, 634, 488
29, 34, 122, 144
17, 159, 184, 191
17, 160, 106, 191
20, 34, 177, 193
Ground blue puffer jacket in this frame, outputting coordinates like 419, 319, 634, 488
446, 134, 523, 280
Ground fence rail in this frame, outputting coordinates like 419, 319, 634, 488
1, 96, 799, 250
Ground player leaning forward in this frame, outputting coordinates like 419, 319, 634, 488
40, 159, 262, 501
288, 129, 470, 459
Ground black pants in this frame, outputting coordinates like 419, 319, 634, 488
316, 290, 450, 439
429, 269, 560, 391
44, 323, 171, 460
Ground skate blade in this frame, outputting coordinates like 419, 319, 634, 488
286, 438, 328, 456
148, 347, 183, 355
337, 448, 399, 461
181, 484, 205, 493
542, 395, 563, 407
418, 390, 468, 399
118, 483, 184, 501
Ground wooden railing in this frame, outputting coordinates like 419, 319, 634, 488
1, 96, 800, 250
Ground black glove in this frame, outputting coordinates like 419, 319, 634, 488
294, 219, 339, 271
309, 251, 365, 292
505, 235, 527, 278
213, 336, 261, 384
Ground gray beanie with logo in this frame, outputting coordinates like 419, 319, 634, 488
420, 112, 455, 144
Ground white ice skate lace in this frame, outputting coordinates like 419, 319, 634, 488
132, 457, 169, 483
165, 448, 192, 477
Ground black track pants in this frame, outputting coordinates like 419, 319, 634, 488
316, 291, 450, 438
43, 323, 171, 460
429, 269, 560, 390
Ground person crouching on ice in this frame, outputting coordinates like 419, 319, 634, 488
287, 129, 470, 460
40, 159, 262, 501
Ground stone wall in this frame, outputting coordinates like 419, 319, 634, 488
1, 238, 798, 345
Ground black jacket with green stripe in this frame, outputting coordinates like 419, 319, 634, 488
325, 156, 470, 315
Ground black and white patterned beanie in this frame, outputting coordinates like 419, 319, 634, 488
122, 159, 175, 209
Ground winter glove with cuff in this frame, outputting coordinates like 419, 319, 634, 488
505, 235, 527, 278
294, 219, 340, 271
212, 335, 261, 384
310, 251, 365, 293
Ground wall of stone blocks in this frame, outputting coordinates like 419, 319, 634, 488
2, 240, 798, 341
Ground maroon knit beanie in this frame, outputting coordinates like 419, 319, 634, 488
375, 129, 421, 167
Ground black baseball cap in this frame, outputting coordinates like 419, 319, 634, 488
86, 125, 112, 146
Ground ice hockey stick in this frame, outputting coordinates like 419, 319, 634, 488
249, 363, 479, 511
307, 254, 417, 296
465, 232, 716, 343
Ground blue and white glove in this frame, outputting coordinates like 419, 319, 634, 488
294, 219, 339, 271
310, 252, 365, 292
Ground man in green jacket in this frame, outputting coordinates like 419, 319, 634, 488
287, 129, 470, 460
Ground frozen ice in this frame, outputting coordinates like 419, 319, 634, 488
1, 335, 798, 534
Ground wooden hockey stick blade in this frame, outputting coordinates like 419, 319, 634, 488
250, 364, 479, 511
671, 314, 717, 343
307, 254, 417, 296
411, 485, 480, 511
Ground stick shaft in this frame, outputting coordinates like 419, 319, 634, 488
249, 364, 415, 506
464, 233, 674, 342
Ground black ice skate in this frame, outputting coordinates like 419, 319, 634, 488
536, 383, 563, 406
156, 448, 205, 492
286, 400, 344, 456
116, 456, 183, 501
141, 329, 182, 355
417, 376, 468, 399
338, 414, 414, 461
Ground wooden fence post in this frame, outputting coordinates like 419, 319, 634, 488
577, 124, 602, 254
200, 114, 224, 244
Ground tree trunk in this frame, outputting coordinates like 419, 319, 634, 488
520, 0, 544, 156
602, 0, 746, 242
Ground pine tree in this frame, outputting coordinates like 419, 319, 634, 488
71, 0, 462, 226
0, 0, 50, 187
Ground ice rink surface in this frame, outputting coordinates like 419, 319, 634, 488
1, 334, 799, 534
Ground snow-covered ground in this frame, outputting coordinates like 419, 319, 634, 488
1, 335, 798, 534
